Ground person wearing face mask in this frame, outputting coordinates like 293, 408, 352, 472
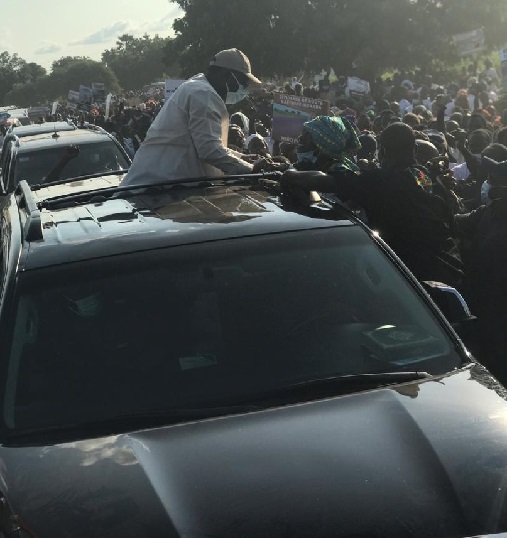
281, 123, 463, 288
294, 116, 361, 173
121, 48, 267, 187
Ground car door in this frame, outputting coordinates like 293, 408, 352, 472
0, 143, 15, 193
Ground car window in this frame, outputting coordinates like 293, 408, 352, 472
2, 226, 462, 431
13, 140, 129, 185
0, 136, 13, 168
1, 145, 14, 192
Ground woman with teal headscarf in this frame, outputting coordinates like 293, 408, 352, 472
295, 115, 362, 173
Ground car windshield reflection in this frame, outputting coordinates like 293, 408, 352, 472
3, 226, 462, 433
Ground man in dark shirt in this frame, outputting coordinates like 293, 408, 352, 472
281, 122, 463, 287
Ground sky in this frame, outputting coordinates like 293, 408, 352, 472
0, 0, 182, 70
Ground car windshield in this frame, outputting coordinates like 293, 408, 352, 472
2, 226, 462, 433
14, 140, 129, 185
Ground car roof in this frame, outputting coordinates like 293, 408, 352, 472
17, 177, 356, 271
8, 122, 76, 138
16, 129, 114, 152
7, 109, 28, 117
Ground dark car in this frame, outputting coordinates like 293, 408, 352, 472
2, 120, 77, 147
0, 174, 504, 537
0, 125, 130, 193
0, 121, 78, 165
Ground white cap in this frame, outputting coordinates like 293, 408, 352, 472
210, 48, 262, 86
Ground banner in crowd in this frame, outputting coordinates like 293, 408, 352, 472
78, 85, 93, 112
91, 82, 106, 102
500, 47, 507, 92
346, 77, 370, 98
105, 93, 113, 120
165, 79, 186, 100
67, 90, 80, 110
272, 93, 330, 144
313, 69, 328, 86
328, 68, 338, 84
453, 28, 486, 57
27, 106, 49, 120
126, 97, 143, 107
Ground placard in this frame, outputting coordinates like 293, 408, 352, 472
165, 79, 186, 100
272, 93, 330, 144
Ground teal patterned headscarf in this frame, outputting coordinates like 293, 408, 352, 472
304, 115, 361, 171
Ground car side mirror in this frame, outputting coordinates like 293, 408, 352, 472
422, 281, 473, 323
422, 281, 478, 352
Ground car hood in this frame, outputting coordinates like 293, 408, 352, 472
2, 364, 507, 538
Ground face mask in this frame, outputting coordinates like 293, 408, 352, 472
226, 73, 249, 105
296, 151, 318, 164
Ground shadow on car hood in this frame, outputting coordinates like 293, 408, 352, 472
2, 364, 507, 537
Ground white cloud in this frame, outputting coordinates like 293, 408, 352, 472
144, 15, 174, 33
68, 10, 179, 49
35, 42, 63, 55
143, 6, 180, 34
0, 28, 13, 53
70, 20, 134, 46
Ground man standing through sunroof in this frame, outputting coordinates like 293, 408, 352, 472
121, 49, 267, 186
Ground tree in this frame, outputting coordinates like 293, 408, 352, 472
17, 63, 46, 84
102, 34, 176, 90
4, 82, 39, 107
51, 56, 92, 73
0, 51, 46, 104
163, 0, 308, 78
164, 0, 507, 80
43, 58, 121, 100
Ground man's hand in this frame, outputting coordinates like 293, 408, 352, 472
453, 129, 481, 177
242, 154, 260, 163
428, 156, 450, 177
267, 161, 290, 172
281, 169, 333, 193
252, 158, 270, 173
454, 130, 468, 154
357, 159, 377, 171
446, 133, 456, 149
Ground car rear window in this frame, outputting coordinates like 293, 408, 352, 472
14, 140, 129, 185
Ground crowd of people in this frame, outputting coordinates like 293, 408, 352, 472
19, 48, 507, 381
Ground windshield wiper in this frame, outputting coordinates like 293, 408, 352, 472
110, 404, 263, 422
45, 144, 80, 182
3, 374, 432, 445
291, 371, 432, 389
244, 371, 432, 404
3, 405, 262, 445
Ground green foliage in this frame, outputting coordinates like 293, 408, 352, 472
0, 52, 46, 105
102, 34, 176, 90
44, 58, 121, 98
4, 57, 120, 106
163, 0, 309, 78
4, 82, 39, 107
164, 0, 507, 79
17, 63, 46, 84
3, 0, 507, 105
51, 56, 92, 73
